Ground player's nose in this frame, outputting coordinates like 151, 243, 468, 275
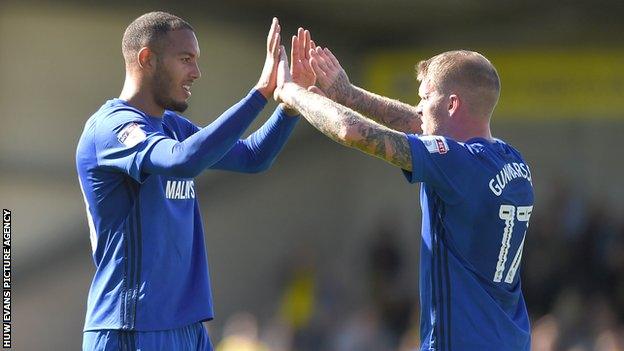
415, 105, 423, 117
191, 62, 201, 79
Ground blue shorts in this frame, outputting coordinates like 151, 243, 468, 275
83, 322, 212, 351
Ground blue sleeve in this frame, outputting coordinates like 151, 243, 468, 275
175, 114, 201, 138
95, 111, 168, 183
142, 89, 268, 178
402, 134, 470, 203
210, 105, 299, 173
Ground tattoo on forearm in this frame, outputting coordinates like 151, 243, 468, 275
290, 90, 345, 142
325, 70, 351, 102
345, 86, 421, 134
348, 119, 412, 170
321, 68, 420, 133
290, 89, 412, 170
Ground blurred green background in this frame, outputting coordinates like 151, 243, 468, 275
1, 1, 623, 350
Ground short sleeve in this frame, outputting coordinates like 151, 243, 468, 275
402, 134, 471, 203
95, 110, 167, 183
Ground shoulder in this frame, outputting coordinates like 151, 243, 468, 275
100, 100, 145, 122
488, 137, 529, 164
164, 110, 199, 135
494, 138, 523, 155
164, 110, 195, 126
86, 101, 150, 148
408, 134, 475, 159
92, 100, 147, 132
462, 137, 525, 158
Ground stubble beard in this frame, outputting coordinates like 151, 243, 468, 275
153, 62, 189, 113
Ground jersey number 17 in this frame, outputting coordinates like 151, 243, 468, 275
493, 204, 533, 284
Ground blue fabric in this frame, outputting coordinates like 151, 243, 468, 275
76, 89, 298, 332
210, 105, 298, 172
142, 90, 269, 178
83, 322, 212, 351
403, 134, 534, 351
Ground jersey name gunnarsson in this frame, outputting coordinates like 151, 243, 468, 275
402, 135, 534, 351
165, 180, 196, 200
489, 162, 532, 196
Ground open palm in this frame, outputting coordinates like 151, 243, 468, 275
290, 28, 315, 88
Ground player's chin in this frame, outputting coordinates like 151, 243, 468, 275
167, 98, 189, 113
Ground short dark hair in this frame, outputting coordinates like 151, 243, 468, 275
122, 11, 194, 63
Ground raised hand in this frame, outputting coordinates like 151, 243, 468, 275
274, 46, 294, 104
290, 28, 316, 89
255, 17, 281, 99
309, 47, 353, 102
311, 46, 420, 133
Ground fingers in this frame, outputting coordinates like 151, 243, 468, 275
301, 53, 314, 74
299, 30, 314, 73
291, 35, 298, 65
272, 33, 281, 59
280, 45, 288, 62
274, 45, 289, 102
278, 45, 290, 77
291, 28, 307, 63
324, 48, 341, 68
301, 30, 314, 73
311, 47, 334, 73
318, 47, 337, 70
267, 17, 281, 52
303, 30, 311, 61
297, 28, 305, 62
309, 57, 328, 79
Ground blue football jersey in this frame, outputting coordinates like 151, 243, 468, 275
403, 135, 534, 351
76, 99, 215, 331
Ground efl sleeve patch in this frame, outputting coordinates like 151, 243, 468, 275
419, 135, 449, 154
117, 122, 147, 147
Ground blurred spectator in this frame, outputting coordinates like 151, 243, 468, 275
532, 314, 560, 351
594, 328, 624, 351
523, 179, 624, 351
213, 177, 624, 351
367, 217, 414, 345
275, 245, 327, 351
331, 307, 394, 351
216, 312, 270, 351
397, 304, 421, 351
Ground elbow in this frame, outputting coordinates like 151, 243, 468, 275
148, 142, 213, 178
168, 154, 204, 178
239, 147, 277, 173
168, 164, 203, 179
245, 159, 273, 174
167, 144, 208, 178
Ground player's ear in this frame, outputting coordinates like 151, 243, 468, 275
137, 47, 156, 71
448, 94, 460, 116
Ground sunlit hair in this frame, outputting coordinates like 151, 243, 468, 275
416, 50, 501, 119
122, 11, 194, 64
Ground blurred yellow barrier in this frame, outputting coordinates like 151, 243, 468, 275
363, 49, 624, 119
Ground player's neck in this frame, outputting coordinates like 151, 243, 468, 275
450, 122, 493, 142
119, 77, 165, 117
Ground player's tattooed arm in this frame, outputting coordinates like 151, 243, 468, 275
274, 46, 412, 170
287, 85, 413, 171
309, 47, 421, 134
344, 85, 421, 134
